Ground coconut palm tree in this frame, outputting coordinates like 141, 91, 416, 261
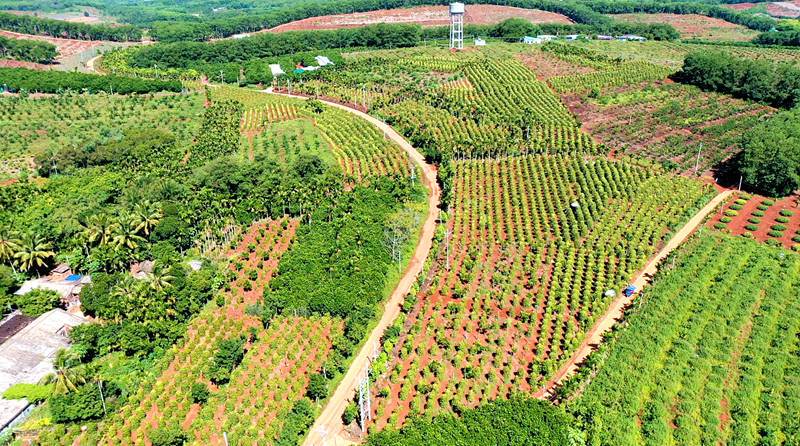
131, 201, 162, 236
147, 263, 174, 292
14, 232, 55, 274
79, 214, 118, 248
112, 216, 146, 251
0, 228, 21, 272
40, 349, 86, 395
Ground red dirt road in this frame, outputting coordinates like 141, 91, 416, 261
270, 5, 572, 32
534, 190, 734, 399
265, 91, 440, 446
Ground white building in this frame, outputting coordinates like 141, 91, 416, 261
0, 310, 85, 432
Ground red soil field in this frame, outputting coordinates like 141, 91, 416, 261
270, 5, 572, 32
0, 59, 51, 70
708, 192, 800, 251
725, 2, 758, 10
611, 13, 757, 41
0, 30, 104, 60
767, 1, 800, 18
516, 50, 596, 80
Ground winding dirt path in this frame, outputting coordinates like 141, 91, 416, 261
264, 91, 440, 446
534, 189, 734, 399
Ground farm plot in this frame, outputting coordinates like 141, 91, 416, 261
536, 43, 674, 94
247, 119, 337, 168
708, 192, 800, 251
269, 5, 572, 32
371, 55, 597, 158
564, 82, 774, 174
367, 155, 711, 431
567, 40, 800, 69
0, 92, 204, 172
569, 232, 800, 446
610, 13, 759, 41
61, 219, 338, 446
211, 86, 409, 179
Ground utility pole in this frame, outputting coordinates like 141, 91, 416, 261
738, 175, 743, 191
445, 229, 452, 270
97, 380, 107, 416
694, 143, 703, 175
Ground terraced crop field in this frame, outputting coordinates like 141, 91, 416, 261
367, 155, 712, 431
570, 232, 800, 445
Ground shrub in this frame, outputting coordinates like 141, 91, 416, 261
745, 224, 759, 231
741, 232, 754, 238
724, 209, 739, 217
306, 373, 328, 401
752, 210, 765, 217
190, 383, 210, 404
780, 209, 794, 217
14, 289, 60, 317
735, 198, 748, 205
747, 217, 761, 224
757, 205, 769, 211
342, 402, 359, 425
50, 385, 107, 423
149, 426, 188, 446
763, 199, 776, 206
714, 222, 727, 230
3, 383, 52, 403
730, 204, 743, 210
768, 230, 784, 238
793, 235, 800, 243
776, 216, 791, 223
720, 216, 733, 223
207, 336, 245, 384
772, 224, 787, 231
766, 238, 782, 246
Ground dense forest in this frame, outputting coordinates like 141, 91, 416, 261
0, 11, 141, 41
676, 51, 800, 109
0, 67, 183, 93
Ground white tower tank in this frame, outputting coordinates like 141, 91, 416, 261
450, 2, 465, 50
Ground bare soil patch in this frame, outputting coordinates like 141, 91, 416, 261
611, 13, 758, 41
270, 5, 572, 33
0, 30, 105, 61
516, 51, 596, 81
767, 1, 800, 18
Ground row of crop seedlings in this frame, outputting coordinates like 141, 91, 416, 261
570, 233, 800, 446
240, 103, 299, 132
313, 106, 409, 179
368, 155, 712, 431
190, 315, 343, 445
548, 61, 674, 94
463, 59, 577, 125
92, 220, 297, 446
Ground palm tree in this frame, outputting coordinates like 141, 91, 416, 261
131, 201, 163, 236
40, 349, 86, 395
0, 228, 21, 273
79, 214, 118, 248
147, 263, 174, 292
14, 232, 55, 274
112, 216, 146, 251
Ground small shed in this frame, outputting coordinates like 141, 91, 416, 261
565, 34, 580, 41
537, 34, 557, 42
474, 38, 486, 46
596, 34, 614, 41
619, 34, 646, 42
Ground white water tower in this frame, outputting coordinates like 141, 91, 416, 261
450, 2, 465, 50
